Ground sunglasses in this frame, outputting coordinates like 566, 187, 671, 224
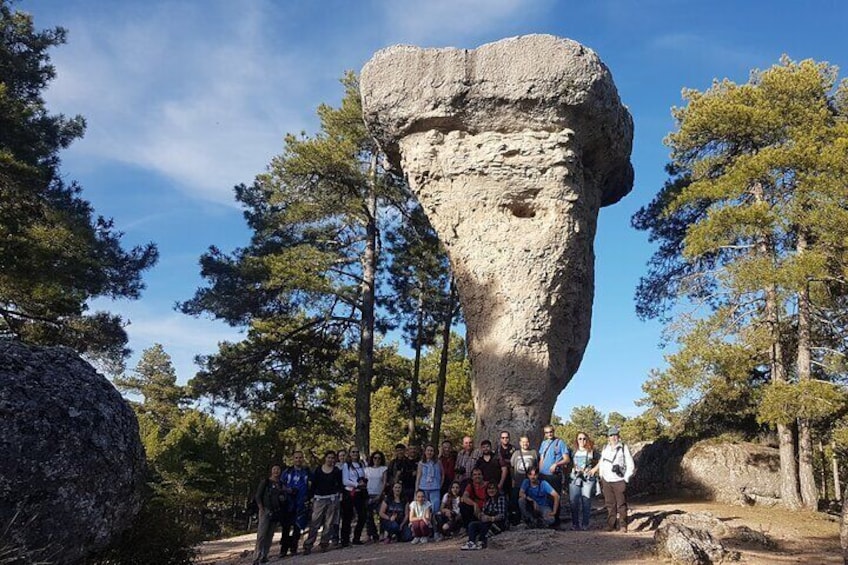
577, 437, 587, 441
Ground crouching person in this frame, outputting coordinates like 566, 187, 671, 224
379, 482, 410, 543
518, 467, 560, 528
460, 483, 507, 550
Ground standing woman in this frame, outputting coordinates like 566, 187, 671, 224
253, 464, 284, 565
364, 450, 388, 542
302, 452, 343, 555
379, 481, 409, 543
569, 432, 599, 531
341, 446, 368, 546
593, 426, 635, 532
415, 444, 443, 513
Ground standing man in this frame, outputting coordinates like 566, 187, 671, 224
279, 451, 311, 558
538, 424, 570, 525
253, 464, 284, 565
388, 443, 417, 502
474, 440, 508, 492
302, 451, 343, 555
439, 440, 456, 496
454, 436, 480, 491
509, 436, 538, 523
594, 426, 635, 532
497, 431, 515, 512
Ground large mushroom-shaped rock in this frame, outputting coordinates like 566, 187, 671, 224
361, 34, 633, 442
0, 340, 145, 563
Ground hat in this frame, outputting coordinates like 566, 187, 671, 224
607, 426, 621, 436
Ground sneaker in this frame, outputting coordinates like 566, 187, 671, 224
352, 539, 364, 546
411, 537, 421, 544
420, 537, 429, 544
434, 533, 443, 542
460, 541, 477, 551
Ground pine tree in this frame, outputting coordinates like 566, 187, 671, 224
181, 74, 403, 452
634, 57, 848, 509
0, 2, 157, 369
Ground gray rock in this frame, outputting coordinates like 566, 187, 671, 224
680, 441, 781, 506
654, 522, 737, 564
0, 340, 145, 563
360, 35, 633, 443
630, 439, 781, 506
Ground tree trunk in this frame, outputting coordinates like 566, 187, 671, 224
835, 440, 842, 502
841, 482, 848, 564
755, 184, 801, 510
407, 299, 424, 444
795, 233, 818, 509
430, 280, 457, 446
355, 156, 378, 454
766, 280, 801, 508
820, 439, 829, 500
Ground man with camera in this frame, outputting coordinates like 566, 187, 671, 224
594, 426, 635, 532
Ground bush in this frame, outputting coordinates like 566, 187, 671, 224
83, 496, 197, 565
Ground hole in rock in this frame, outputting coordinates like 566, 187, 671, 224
504, 202, 536, 218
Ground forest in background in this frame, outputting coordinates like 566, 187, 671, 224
3, 2, 848, 562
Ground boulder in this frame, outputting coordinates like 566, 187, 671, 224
0, 340, 145, 563
360, 34, 633, 443
679, 441, 781, 506
654, 521, 737, 564
629, 439, 781, 506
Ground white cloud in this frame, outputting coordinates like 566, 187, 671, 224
380, 0, 544, 47
648, 32, 758, 72
89, 298, 243, 383
45, 1, 311, 205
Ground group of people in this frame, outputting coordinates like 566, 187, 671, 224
252, 426, 635, 563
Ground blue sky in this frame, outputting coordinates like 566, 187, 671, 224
24, 0, 848, 419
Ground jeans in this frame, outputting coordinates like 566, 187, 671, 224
518, 498, 555, 526
568, 478, 595, 530
381, 518, 411, 541
423, 489, 441, 512
466, 521, 492, 545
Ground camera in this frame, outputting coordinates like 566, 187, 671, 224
611, 464, 624, 478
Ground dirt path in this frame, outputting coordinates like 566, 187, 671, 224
197, 496, 841, 564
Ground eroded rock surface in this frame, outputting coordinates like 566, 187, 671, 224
630, 439, 781, 506
360, 35, 633, 441
0, 340, 145, 563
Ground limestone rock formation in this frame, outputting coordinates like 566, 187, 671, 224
630, 439, 782, 506
360, 34, 633, 442
679, 441, 781, 506
0, 340, 145, 563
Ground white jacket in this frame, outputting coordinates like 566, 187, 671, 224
598, 442, 635, 483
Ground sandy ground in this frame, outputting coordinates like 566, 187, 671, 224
196, 496, 842, 564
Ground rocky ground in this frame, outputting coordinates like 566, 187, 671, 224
197, 496, 841, 564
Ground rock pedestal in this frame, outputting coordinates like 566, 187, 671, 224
0, 340, 145, 563
361, 35, 633, 442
